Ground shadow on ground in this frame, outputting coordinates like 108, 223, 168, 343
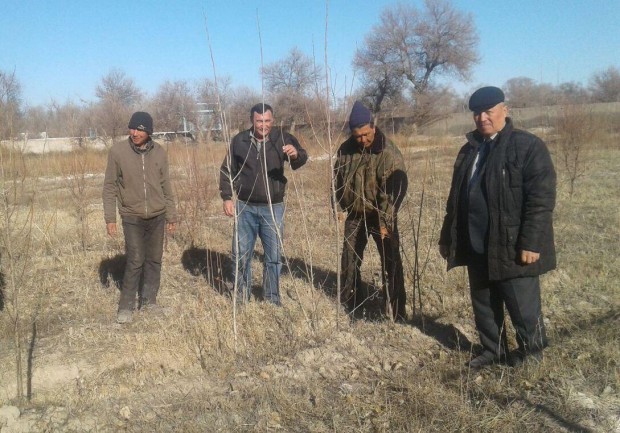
181, 246, 234, 295
412, 316, 476, 352
178, 248, 395, 320
98, 254, 126, 291
285, 256, 387, 321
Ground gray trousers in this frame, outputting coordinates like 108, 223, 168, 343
118, 214, 165, 312
468, 257, 548, 358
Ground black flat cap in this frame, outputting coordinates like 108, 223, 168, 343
468, 86, 505, 112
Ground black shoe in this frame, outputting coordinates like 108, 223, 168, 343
511, 350, 543, 368
467, 351, 508, 369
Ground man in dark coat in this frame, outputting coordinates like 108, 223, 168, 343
439, 86, 556, 368
334, 101, 408, 321
219, 103, 308, 305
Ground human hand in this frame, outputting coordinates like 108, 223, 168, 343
520, 250, 540, 265
166, 222, 176, 234
439, 244, 449, 260
282, 144, 298, 160
223, 200, 235, 217
380, 226, 390, 239
106, 222, 117, 237
337, 211, 347, 223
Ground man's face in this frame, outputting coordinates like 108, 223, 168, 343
129, 128, 149, 146
473, 103, 508, 138
352, 124, 375, 148
252, 110, 274, 140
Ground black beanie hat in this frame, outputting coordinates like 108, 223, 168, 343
468, 86, 505, 112
349, 100, 372, 129
128, 111, 153, 134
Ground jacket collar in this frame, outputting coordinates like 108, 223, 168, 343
467, 117, 513, 147
128, 136, 154, 154
370, 127, 387, 153
353, 127, 387, 154
249, 128, 272, 148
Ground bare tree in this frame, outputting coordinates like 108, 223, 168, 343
503, 77, 539, 108
225, 85, 262, 133
0, 70, 22, 140
555, 104, 592, 198
22, 106, 48, 137
354, 0, 478, 124
21, 101, 91, 140
94, 69, 143, 139
403, 84, 458, 128
589, 66, 620, 103
262, 47, 323, 129
504, 77, 556, 108
353, 33, 405, 113
414, 0, 478, 90
196, 76, 232, 108
46, 100, 87, 140
196, 76, 233, 139
556, 81, 590, 105
262, 47, 321, 96
0, 84, 34, 400
150, 80, 196, 132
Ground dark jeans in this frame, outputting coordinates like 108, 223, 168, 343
118, 214, 165, 312
341, 214, 406, 320
232, 201, 284, 305
468, 256, 548, 359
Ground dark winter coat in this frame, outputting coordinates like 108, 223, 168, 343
219, 127, 307, 204
439, 118, 556, 280
334, 128, 408, 231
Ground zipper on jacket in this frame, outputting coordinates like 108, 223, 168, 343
142, 153, 148, 217
254, 139, 262, 159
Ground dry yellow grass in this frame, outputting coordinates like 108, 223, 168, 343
0, 127, 618, 432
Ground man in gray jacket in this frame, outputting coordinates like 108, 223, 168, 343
439, 87, 556, 368
103, 112, 177, 324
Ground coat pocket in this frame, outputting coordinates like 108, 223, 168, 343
502, 225, 520, 246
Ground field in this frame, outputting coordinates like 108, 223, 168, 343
0, 118, 618, 432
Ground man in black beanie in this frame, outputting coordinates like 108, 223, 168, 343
439, 86, 556, 368
103, 111, 177, 324
333, 101, 408, 321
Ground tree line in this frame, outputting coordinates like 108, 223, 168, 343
1, 0, 619, 141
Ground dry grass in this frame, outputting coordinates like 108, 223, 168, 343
0, 128, 618, 432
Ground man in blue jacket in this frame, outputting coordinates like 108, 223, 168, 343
439, 87, 556, 368
219, 103, 308, 305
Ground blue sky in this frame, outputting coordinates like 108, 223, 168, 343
1, 0, 618, 107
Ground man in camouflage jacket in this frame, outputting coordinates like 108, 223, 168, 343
334, 101, 408, 321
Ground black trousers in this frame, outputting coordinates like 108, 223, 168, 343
468, 256, 548, 358
341, 214, 406, 320
118, 214, 166, 312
